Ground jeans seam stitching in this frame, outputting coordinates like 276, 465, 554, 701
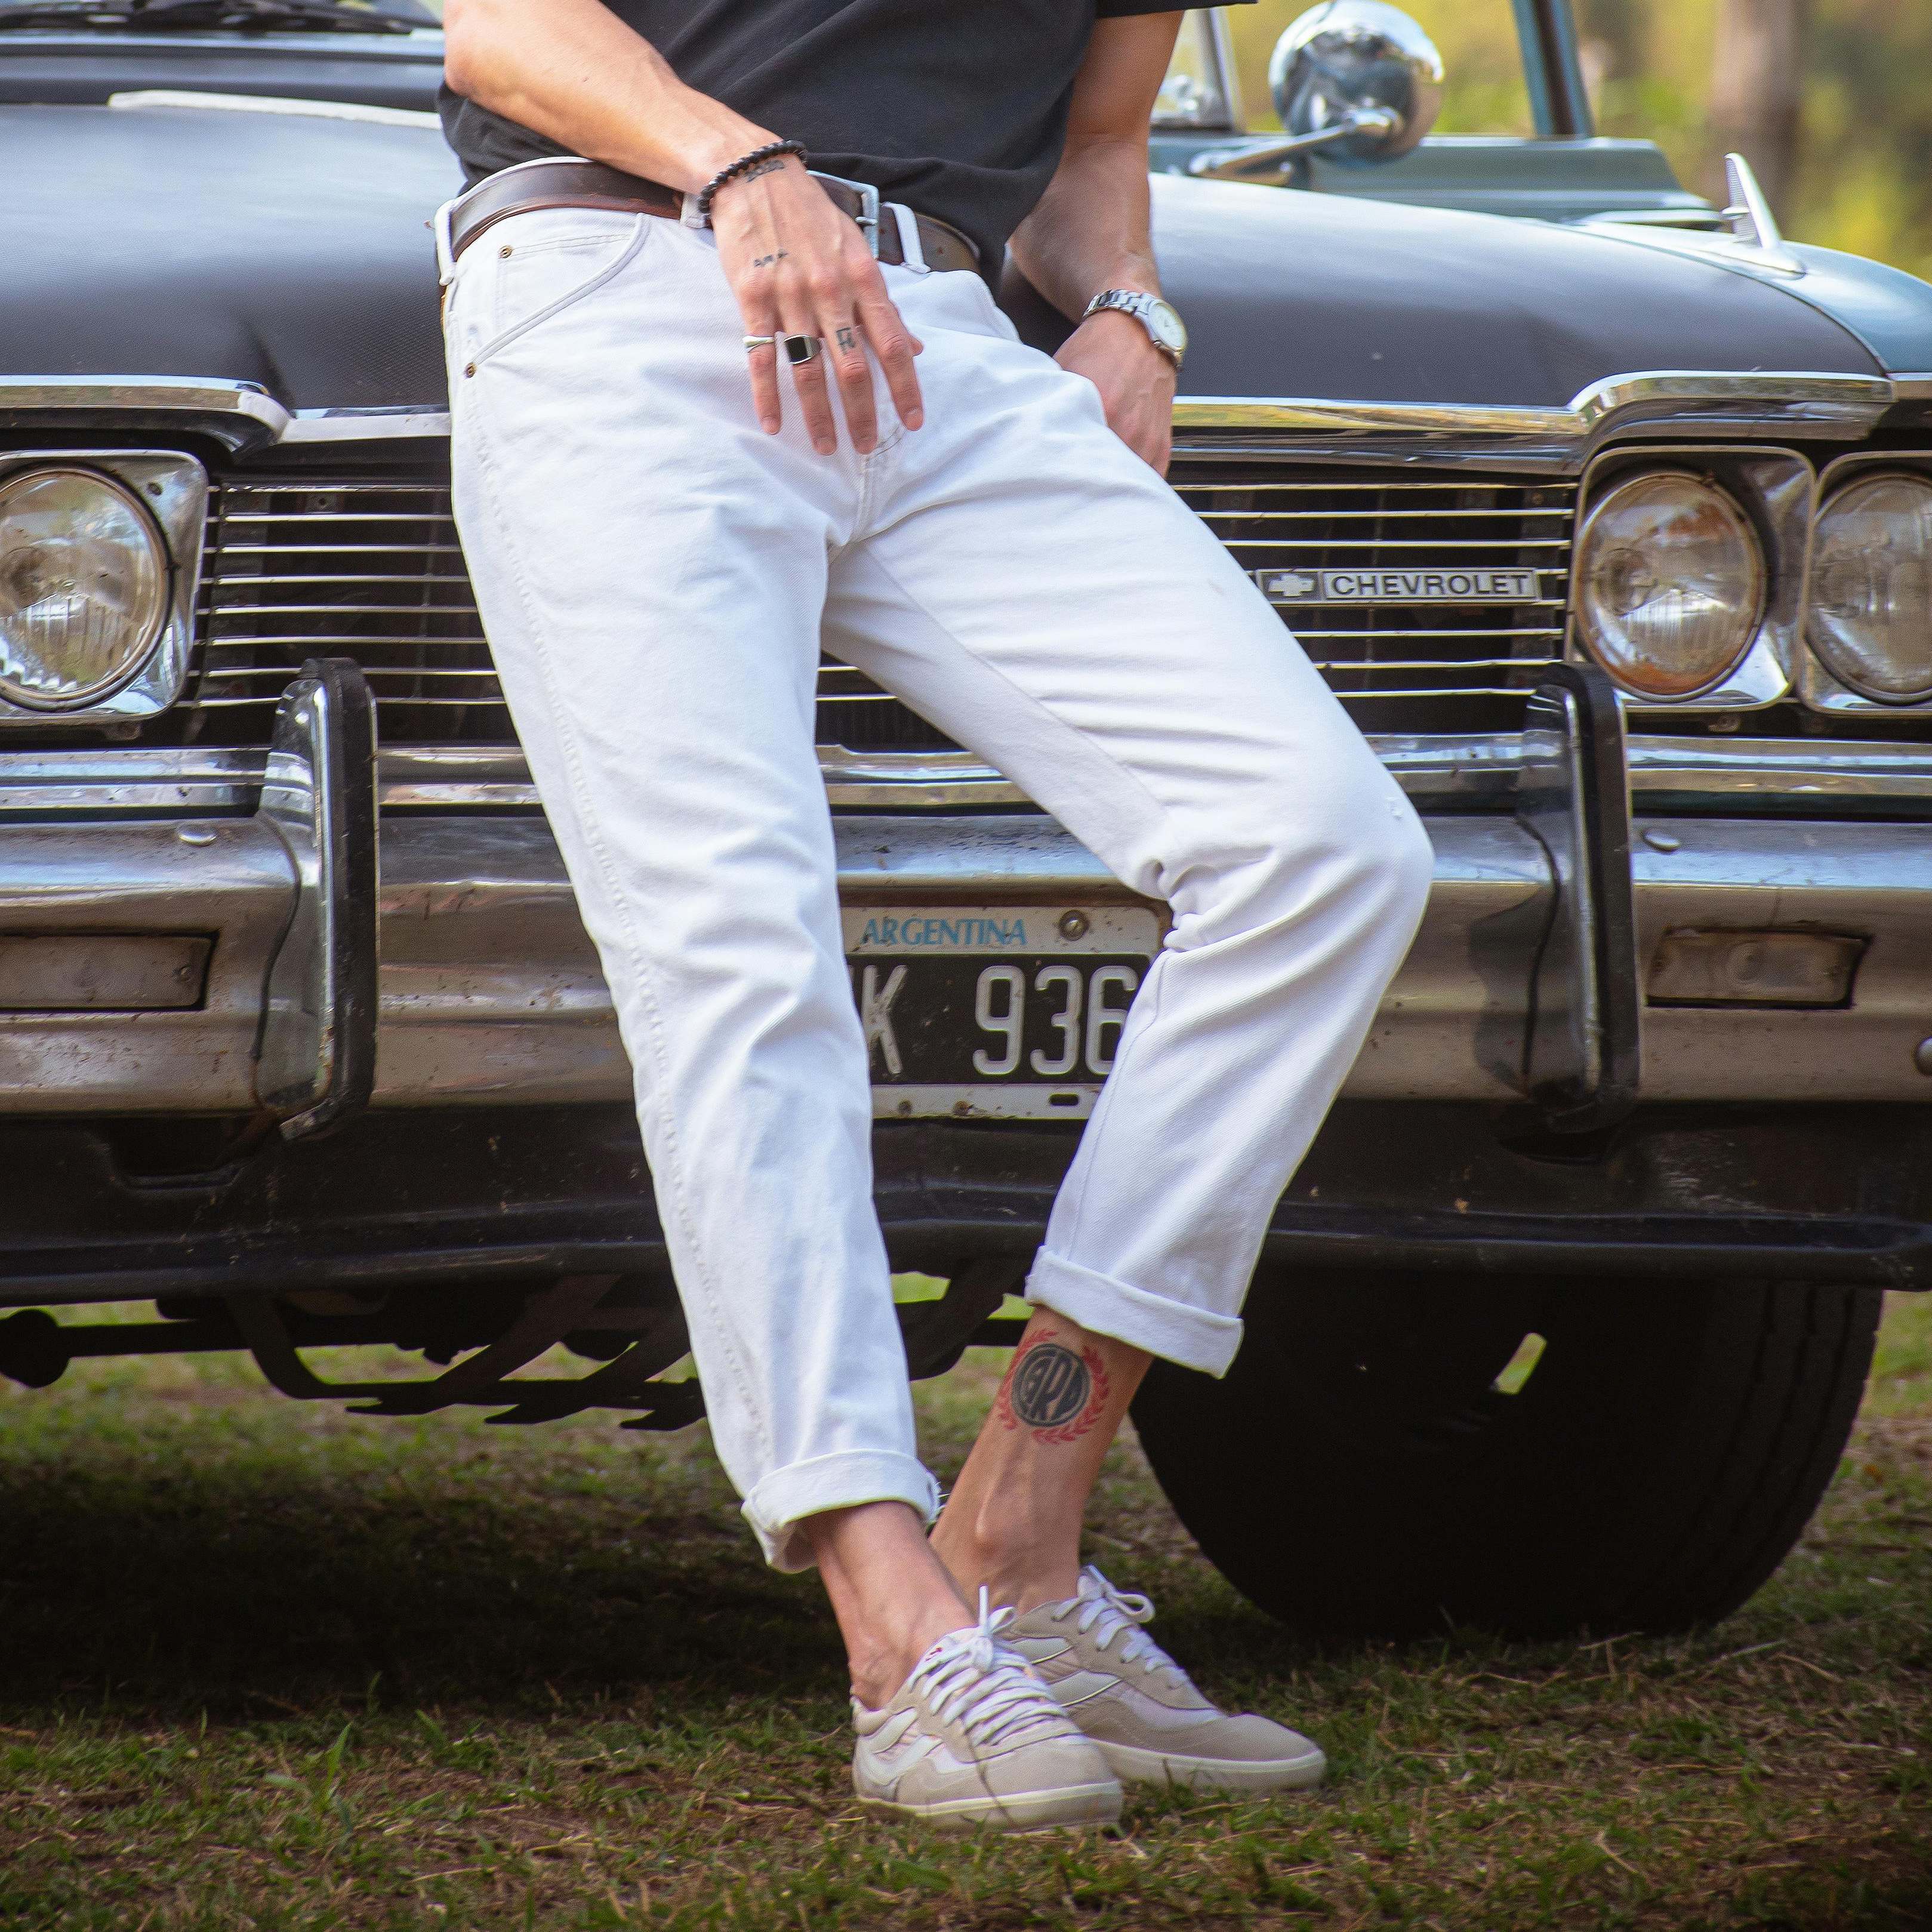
459, 385, 774, 1468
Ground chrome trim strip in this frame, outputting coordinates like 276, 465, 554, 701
1172, 370, 1894, 465
284, 408, 455, 443
1173, 396, 1572, 439
1572, 369, 1888, 426
12, 736, 1932, 817
0, 377, 291, 448
107, 89, 443, 130
7, 368, 1870, 462
1626, 737, 1932, 804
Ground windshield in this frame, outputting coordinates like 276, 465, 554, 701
1187, 2, 1539, 138
1155, 10, 1243, 130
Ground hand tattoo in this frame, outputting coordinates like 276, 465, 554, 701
750, 250, 790, 269
737, 156, 788, 188
997, 1334, 1110, 1444
835, 325, 858, 353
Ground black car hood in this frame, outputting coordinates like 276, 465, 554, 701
0, 103, 1884, 414
1, 101, 461, 409
1144, 174, 1882, 403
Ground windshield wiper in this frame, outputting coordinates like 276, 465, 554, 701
0, 0, 436, 33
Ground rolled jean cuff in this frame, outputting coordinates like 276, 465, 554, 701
1025, 1249, 1244, 1378
742, 1449, 941, 1573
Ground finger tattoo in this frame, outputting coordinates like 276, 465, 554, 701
836, 325, 858, 353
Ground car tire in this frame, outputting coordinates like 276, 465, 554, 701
1129, 1267, 1882, 1640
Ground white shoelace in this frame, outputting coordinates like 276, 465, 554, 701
910, 1587, 1070, 1751
1052, 1565, 1194, 1688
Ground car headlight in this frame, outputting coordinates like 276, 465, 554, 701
1807, 471, 1932, 702
1575, 472, 1765, 699
0, 466, 170, 710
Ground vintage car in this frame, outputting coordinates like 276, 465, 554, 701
2, 0, 1928, 1641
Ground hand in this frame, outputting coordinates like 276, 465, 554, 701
710, 156, 923, 455
1056, 309, 1176, 474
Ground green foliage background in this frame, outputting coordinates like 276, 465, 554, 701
1223, 1, 1932, 282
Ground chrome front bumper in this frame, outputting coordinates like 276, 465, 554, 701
4, 740, 1932, 1116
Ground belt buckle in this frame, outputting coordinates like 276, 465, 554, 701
809, 170, 881, 257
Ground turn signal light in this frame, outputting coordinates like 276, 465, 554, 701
1646, 929, 1863, 1009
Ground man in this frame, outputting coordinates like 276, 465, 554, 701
436, 0, 1433, 1831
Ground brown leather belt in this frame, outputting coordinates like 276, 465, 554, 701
446, 158, 984, 280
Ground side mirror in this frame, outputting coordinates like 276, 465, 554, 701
1188, 1, 1443, 183
1270, 1, 1443, 167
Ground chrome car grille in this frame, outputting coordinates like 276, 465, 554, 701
192, 479, 508, 743
190, 468, 1576, 746
1170, 464, 1576, 702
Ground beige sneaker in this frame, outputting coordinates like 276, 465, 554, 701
852, 1589, 1123, 1831
1009, 1567, 1327, 1794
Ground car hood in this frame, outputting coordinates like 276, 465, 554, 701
1, 101, 461, 411
0, 102, 1893, 415
1137, 174, 1887, 404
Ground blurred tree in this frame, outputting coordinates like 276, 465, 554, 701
1575, 0, 1643, 100
1709, 0, 1809, 215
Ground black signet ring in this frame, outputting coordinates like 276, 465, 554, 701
782, 334, 822, 366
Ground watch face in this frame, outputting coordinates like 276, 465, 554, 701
1145, 298, 1188, 356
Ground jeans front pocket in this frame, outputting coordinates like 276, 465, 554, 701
464, 211, 652, 372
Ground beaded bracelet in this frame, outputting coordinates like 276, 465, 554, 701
695, 138, 808, 220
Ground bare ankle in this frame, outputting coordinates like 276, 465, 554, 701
803, 1500, 972, 1711
930, 1516, 1080, 1616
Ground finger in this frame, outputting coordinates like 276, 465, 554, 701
746, 338, 782, 435
736, 297, 783, 435
780, 288, 840, 455
853, 276, 924, 430
825, 309, 877, 455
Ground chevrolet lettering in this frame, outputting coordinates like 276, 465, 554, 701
1259, 566, 1546, 605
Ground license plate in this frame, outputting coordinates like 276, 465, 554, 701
844, 905, 1161, 1120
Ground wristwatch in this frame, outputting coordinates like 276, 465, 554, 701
1081, 289, 1187, 369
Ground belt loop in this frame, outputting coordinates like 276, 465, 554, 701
433, 196, 459, 286
680, 190, 710, 230
888, 202, 929, 274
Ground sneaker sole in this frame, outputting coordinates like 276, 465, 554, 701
1096, 1739, 1327, 1794
855, 1779, 1123, 1832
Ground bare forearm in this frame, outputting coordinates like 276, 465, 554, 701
1010, 135, 1160, 317
442, 0, 766, 190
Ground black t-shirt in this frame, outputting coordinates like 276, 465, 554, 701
440, 1, 1245, 272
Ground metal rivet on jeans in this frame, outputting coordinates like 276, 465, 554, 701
500, 244, 513, 257
464, 362, 477, 378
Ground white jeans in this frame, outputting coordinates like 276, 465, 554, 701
441, 205, 1433, 1569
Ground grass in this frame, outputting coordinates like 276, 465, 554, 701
1, 1293, 1928, 1931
